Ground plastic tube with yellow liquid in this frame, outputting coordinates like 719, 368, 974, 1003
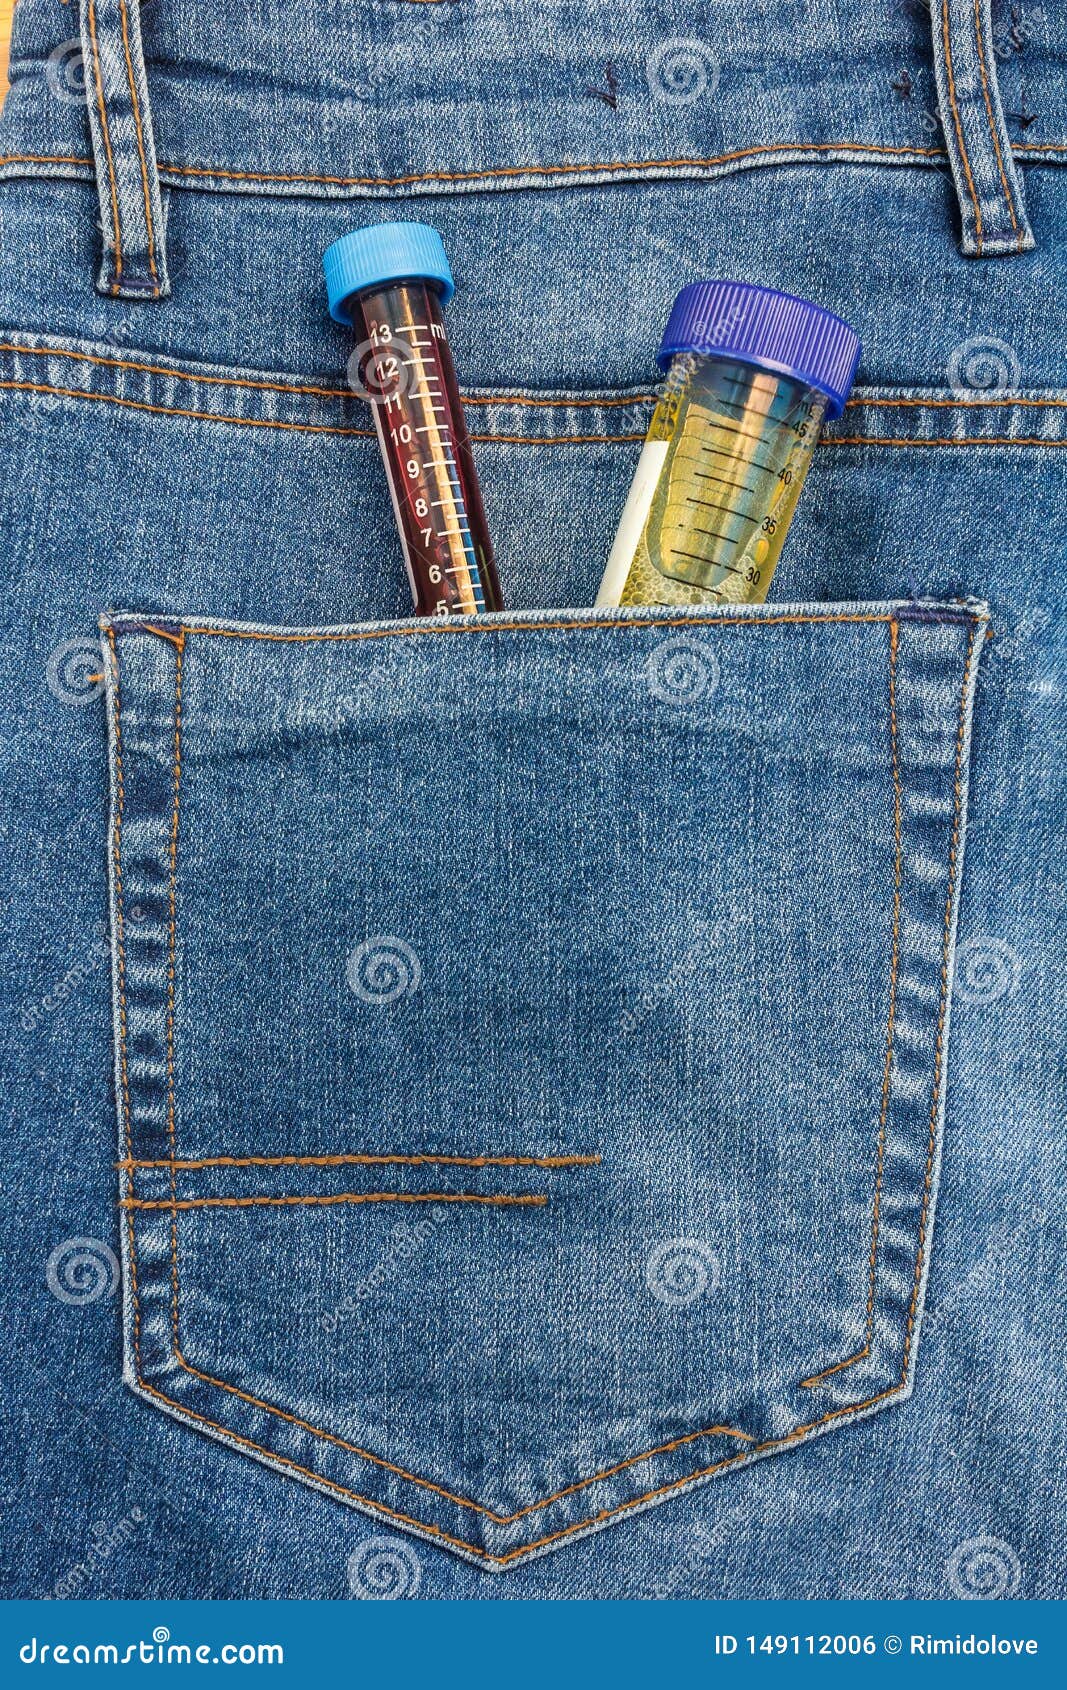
597, 282, 861, 609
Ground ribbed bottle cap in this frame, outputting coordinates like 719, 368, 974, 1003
658, 281, 861, 418
323, 222, 455, 323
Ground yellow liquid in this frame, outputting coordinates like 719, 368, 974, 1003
603, 357, 826, 609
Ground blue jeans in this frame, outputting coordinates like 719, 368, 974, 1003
0, 0, 1062, 1598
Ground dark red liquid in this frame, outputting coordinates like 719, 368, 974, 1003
343, 280, 503, 615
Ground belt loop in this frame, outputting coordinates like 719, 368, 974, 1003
79, 0, 171, 298
930, 0, 1035, 257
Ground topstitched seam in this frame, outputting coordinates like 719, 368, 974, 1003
972, 0, 1024, 253
106, 628, 143, 1380
800, 616, 904, 1387
165, 631, 185, 1352
143, 612, 993, 653
0, 343, 355, 401
117, 0, 160, 289
151, 141, 947, 188
6, 138, 1067, 180
119, 1153, 601, 1169
128, 1193, 550, 1209
4, 344, 1067, 415
119, 614, 979, 1561
0, 380, 373, 436
942, 0, 984, 254
6, 380, 1066, 448
86, 0, 124, 290
0, 341, 646, 407
827, 435, 1067, 447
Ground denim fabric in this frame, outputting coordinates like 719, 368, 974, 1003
0, 0, 1065, 1600
101, 601, 985, 1571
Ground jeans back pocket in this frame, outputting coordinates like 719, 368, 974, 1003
103, 599, 987, 1569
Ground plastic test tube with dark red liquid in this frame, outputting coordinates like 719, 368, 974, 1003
324, 221, 503, 616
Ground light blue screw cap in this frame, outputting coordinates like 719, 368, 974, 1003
323, 221, 455, 323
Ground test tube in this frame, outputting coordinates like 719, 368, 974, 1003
324, 222, 503, 615
597, 282, 860, 609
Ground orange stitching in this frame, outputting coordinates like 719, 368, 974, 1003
827, 436, 1067, 447
973, 0, 1023, 253
167, 1338, 752, 1525
0, 379, 371, 435
464, 392, 651, 410
118, 0, 159, 288
942, 0, 984, 255
86, 0, 124, 289
902, 621, 978, 1371
119, 1152, 601, 1170
847, 396, 1067, 410
8, 137, 1067, 179
0, 154, 96, 167
165, 632, 186, 1346
165, 612, 902, 650
6, 346, 1065, 414
140, 623, 185, 648
122, 616, 981, 1562
0, 377, 645, 444
152, 140, 946, 190
124, 1192, 548, 1209
801, 617, 904, 1387
5, 373, 1066, 446
0, 343, 354, 402
106, 626, 141, 1370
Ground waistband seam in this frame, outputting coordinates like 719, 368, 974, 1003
4, 335, 1067, 447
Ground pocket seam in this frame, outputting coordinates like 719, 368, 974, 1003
110, 609, 982, 1567
799, 616, 904, 1387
